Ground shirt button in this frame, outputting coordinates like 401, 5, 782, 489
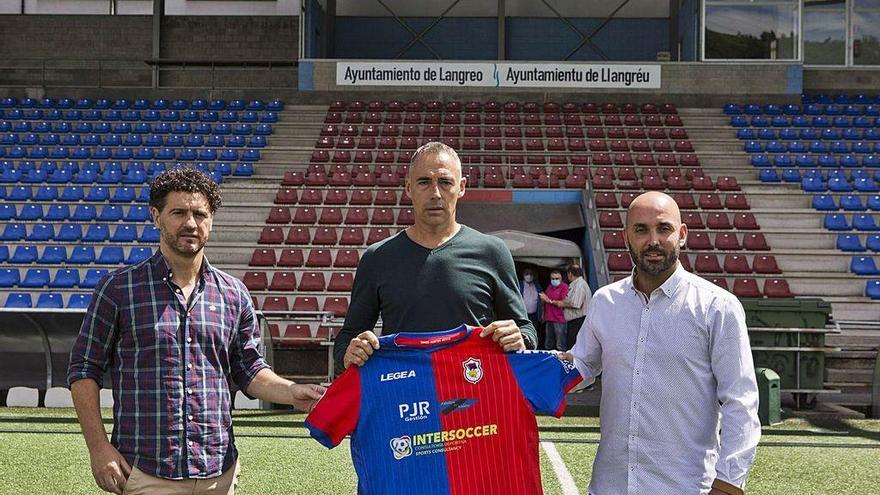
187, 388, 193, 395
188, 440, 193, 446
187, 363, 193, 370
186, 337, 192, 343
176, 289, 182, 294
188, 415, 194, 421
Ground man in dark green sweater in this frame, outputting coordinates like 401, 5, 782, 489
334, 142, 537, 370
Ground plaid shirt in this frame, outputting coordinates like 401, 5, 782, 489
67, 251, 269, 480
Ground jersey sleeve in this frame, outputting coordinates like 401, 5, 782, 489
305, 366, 362, 448
507, 351, 583, 417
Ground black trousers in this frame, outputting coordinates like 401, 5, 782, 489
566, 316, 586, 350
527, 312, 544, 350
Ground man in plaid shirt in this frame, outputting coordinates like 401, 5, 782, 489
68, 168, 325, 494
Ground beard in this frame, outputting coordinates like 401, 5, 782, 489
628, 244, 678, 276
162, 229, 206, 258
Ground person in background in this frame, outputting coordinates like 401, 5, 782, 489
519, 267, 544, 349
541, 270, 569, 351
542, 264, 591, 348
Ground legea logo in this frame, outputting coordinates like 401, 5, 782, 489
380, 370, 416, 382
389, 435, 413, 460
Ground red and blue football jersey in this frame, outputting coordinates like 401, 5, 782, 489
305, 325, 582, 494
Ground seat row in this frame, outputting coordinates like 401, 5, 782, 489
610, 229, 770, 251
611, 265, 795, 298
725, 101, 880, 116
268, 323, 338, 345
0, 97, 283, 111
812, 194, 880, 212
249, 248, 360, 268
836, 233, 880, 252
851, 256, 880, 275
0, 163, 252, 184
321, 124, 688, 140
737, 128, 880, 141
0, 146, 261, 162
0, 267, 109, 289
0, 203, 152, 222
0, 109, 278, 124
242, 271, 353, 293
274, 187, 411, 206
267, 206, 415, 226
744, 140, 880, 153
2, 133, 267, 147
258, 226, 398, 246
255, 294, 348, 316
823, 213, 880, 231
1, 223, 159, 243
599, 192, 748, 212
731, 115, 880, 129
592, 174, 738, 193
2, 291, 92, 309
325, 112, 683, 127
0, 244, 152, 264
317, 136, 693, 153
751, 154, 880, 168
0, 121, 273, 136
802, 176, 879, 193
329, 100, 677, 115
610, 249, 782, 275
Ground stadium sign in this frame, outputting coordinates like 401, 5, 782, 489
336, 61, 661, 89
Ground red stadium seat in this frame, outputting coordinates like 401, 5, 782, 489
292, 296, 319, 312
278, 249, 304, 267
345, 208, 369, 225
306, 249, 332, 267
732, 279, 762, 298
608, 253, 633, 271
603, 231, 626, 249
698, 194, 724, 210
323, 297, 349, 318
753, 255, 782, 274
724, 194, 750, 210
269, 272, 297, 291
723, 255, 751, 274
687, 232, 713, 250
282, 172, 304, 186
595, 192, 619, 208
706, 213, 733, 230
695, 255, 723, 274
708, 278, 729, 291
274, 189, 298, 205
367, 228, 392, 245
716, 176, 740, 191
319, 208, 344, 225
340, 228, 365, 245
743, 233, 771, 251
679, 253, 693, 272
691, 176, 714, 191
620, 192, 639, 208
298, 272, 327, 291
325, 189, 349, 205
267, 207, 291, 224
599, 211, 624, 228
249, 249, 276, 267
328, 272, 354, 292
262, 296, 290, 312
259, 227, 284, 245
714, 233, 741, 251
397, 208, 415, 225
682, 212, 705, 230
733, 213, 760, 230
674, 193, 698, 210
763, 279, 793, 298
243, 271, 268, 291
293, 208, 317, 224
311, 227, 338, 245
334, 249, 360, 268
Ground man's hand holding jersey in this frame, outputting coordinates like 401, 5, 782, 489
343, 321, 526, 369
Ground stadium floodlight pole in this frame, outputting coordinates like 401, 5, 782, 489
393, 0, 462, 59
374, 0, 442, 59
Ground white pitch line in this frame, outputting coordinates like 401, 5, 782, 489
541, 441, 581, 495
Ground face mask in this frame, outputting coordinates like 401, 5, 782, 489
524, 275, 534, 282
550, 279, 561, 287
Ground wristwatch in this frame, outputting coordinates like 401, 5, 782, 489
522, 333, 536, 350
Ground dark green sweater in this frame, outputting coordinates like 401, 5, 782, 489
333, 225, 537, 366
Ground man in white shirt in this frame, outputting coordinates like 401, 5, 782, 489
563, 191, 760, 495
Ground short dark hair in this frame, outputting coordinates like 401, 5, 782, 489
550, 270, 562, 277
567, 264, 583, 277
149, 167, 222, 214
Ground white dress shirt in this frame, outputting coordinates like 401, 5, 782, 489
571, 263, 760, 495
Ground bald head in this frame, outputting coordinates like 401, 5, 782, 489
626, 191, 682, 229
624, 192, 687, 279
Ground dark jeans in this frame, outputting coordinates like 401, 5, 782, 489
566, 316, 586, 350
527, 312, 544, 350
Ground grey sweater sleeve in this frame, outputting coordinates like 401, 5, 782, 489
333, 249, 380, 369
491, 239, 538, 349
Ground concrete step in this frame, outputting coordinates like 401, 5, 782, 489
826, 368, 873, 383
827, 392, 871, 407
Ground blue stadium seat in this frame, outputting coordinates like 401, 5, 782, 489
5, 293, 32, 308
855, 178, 880, 192
111, 225, 138, 242
854, 214, 880, 231
11, 245, 37, 264
97, 246, 124, 264
17, 204, 42, 221
828, 177, 853, 192
9, 185, 31, 200
759, 169, 780, 183
866, 280, 880, 300
787, 139, 805, 151
840, 195, 867, 211
254, 124, 273, 136
214, 162, 232, 176
27, 224, 54, 241
868, 195, 880, 211
838, 234, 866, 252
247, 100, 266, 111
1, 223, 26, 241
802, 177, 826, 192
21, 268, 50, 288
50, 269, 80, 289
125, 206, 150, 222
84, 224, 110, 242
39, 246, 67, 264
851, 256, 880, 275
0, 269, 20, 287
743, 141, 762, 153
72, 204, 97, 221
0, 245, 8, 262
98, 205, 123, 222
81, 269, 110, 289
36, 293, 63, 309
267, 99, 284, 111
126, 247, 152, 264
85, 186, 110, 202
867, 235, 880, 252
812, 194, 837, 211
260, 112, 278, 123
0, 204, 16, 220
34, 185, 58, 201
234, 163, 254, 176
57, 224, 82, 242
824, 214, 850, 231
139, 225, 160, 243
69, 246, 96, 265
